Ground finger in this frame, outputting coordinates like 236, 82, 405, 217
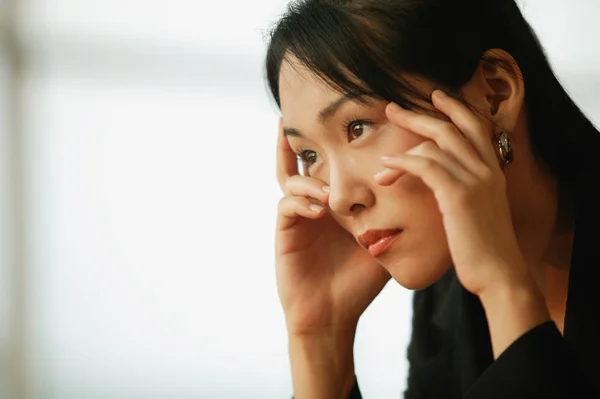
379, 141, 474, 183
431, 90, 499, 169
277, 196, 326, 231
385, 102, 485, 175
276, 118, 299, 190
283, 175, 330, 204
373, 168, 405, 186
381, 153, 460, 194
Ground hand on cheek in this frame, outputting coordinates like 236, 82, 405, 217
373, 90, 534, 298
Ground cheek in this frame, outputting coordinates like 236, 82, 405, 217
381, 190, 452, 289
330, 212, 352, 233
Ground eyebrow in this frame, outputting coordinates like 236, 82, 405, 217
318, 96, 352, 124
283, 95, 355, 138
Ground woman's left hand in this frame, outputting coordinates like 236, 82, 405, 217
374, 90, 534, 297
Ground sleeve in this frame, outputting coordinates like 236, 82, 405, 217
346, 377, 363, 399
464, 321, 598, 399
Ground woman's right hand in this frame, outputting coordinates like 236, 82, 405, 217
275, 119, 391, 337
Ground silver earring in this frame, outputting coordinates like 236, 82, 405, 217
497, 130, 513, 169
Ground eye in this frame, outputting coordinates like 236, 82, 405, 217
297, 147, 318, 167
346, 120, 372, 141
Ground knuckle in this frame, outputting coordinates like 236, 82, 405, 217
277, 196, 289, 209
420, 140, 437, 152
441, 124, 456, 138
282, 175, 298, 194
421, 157, 437, 172
278, 196, 305, 215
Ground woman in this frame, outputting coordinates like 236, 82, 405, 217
266, 0, 600, 397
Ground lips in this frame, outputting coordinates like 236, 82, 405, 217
357, 228, 402, 250
357, 228, 402, 257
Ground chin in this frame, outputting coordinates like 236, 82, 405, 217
382, 255, 453, 290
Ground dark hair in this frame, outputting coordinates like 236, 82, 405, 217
264, 0, 600, 192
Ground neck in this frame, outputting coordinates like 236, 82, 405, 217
507, 157, 576, 333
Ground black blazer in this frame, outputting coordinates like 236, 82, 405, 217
345, 167, 600, 398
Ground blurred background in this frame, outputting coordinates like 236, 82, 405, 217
0, 0, 599, 398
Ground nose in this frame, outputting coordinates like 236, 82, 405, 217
327, 157, 375, 217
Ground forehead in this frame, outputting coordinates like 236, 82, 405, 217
277, 56, 443, 127
278, 59, 342, 122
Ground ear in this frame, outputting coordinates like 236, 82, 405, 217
463, 48, 525, 132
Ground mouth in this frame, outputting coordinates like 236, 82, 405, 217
357, 228, 402, 257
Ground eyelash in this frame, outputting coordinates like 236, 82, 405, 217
295, 117, 373, 168
342, 116, 372, 138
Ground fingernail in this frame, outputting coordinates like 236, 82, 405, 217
387, 102, 403, 113
433, 90, 447, 100
309, 204, 324, 212
322, 185, 330, 193
381, 155, 393, 161
374, 169, 389, 180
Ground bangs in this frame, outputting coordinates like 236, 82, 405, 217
265, 0, 443, 113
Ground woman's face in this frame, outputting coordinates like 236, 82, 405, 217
279, 59, 453, 289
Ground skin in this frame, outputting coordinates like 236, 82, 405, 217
275, 49, 574, 398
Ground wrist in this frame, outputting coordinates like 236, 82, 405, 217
288, 330, 356, 369
478, 271, 541, 304
285, 312, 359, 338
288, 332, 356, 399
478, 277, 550, 358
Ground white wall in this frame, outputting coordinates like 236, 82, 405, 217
0, 38, 15, 399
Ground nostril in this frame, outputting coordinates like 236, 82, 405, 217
349, 203, 365, 213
